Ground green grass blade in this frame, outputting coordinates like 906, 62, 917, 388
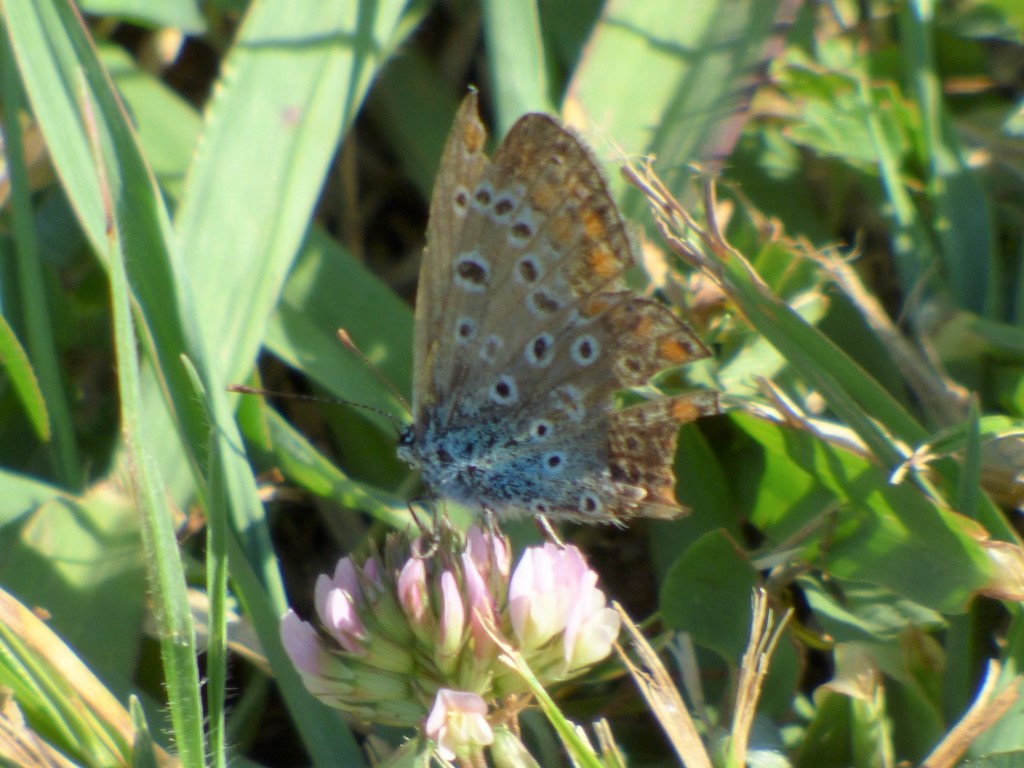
566, 0, 800, 211
0, 32, 80, 481
481, 0, 552, 133
957, 398, 983, 519
180, 356, 228, 768
261, 406, 410, 528
2, 0, 207, 762
174, 0, 413, 387
268, 229, 413, 424
0, 312, 49, 445
369, 49, 462, 198
91, 83, 207, 768
899, 0, 996, 315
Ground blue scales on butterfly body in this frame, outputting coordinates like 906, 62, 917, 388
398, 93, 718, 524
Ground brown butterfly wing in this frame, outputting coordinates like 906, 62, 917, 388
407, 94, 716, 521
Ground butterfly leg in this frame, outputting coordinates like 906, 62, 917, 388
408, 499, 441, 559
534, 514, 565, 548
481, 507, 501, 539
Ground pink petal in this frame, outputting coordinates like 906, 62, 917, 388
321, 588, 365, 653
332, 557, 360, 598
280, 610, 324, 675
462, 553, 496, 613
566, 607, 620, 670
425, 689, 492, 761
508, 547, 538, 639
313, 574, 333, 618
562, 570, 600, 658
466, 526, 511, 581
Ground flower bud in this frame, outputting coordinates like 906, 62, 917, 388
437, 570, 466, 671
490, 726, 542, 768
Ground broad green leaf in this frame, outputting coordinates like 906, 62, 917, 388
649, 423, 737, 581
796, 691, 852, 768
0, 469, 65, 527
738, 414, 993, 613
0, 493, 144, 699
660, 528, 759, 662
269, 229, 413, 425
800, 577, 945, 645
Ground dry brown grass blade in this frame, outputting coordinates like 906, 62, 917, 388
920, 660, 1021, 768
730, 589, 793, 764
592, 718, 627, 768
613, 602, 713, 768
0, 587, 176, 767
0, 691, 78, 768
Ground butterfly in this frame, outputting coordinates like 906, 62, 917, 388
397, 93, 717, 524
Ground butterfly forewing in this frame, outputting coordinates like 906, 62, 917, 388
400, 93, 717, 523
414, 94, 489, 421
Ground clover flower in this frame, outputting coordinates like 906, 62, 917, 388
280, 525, 620, 759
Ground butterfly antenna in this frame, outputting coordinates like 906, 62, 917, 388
337, 329, 412, 419
227, 384, 405, 431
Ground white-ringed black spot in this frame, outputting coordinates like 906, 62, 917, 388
508, 207, 537, 246
490, 375, 518, 405
527, 288, 562, 317
480, 334, 504, 363
531, 500, 550, 515
453, 252, 490, 293
492, 194, 517, 222
472, 182, 494, 211
511, 221, 532, 242
455, 316, 477, 345
525, 333, 554, 367
578, 493, 601, 515
514, 255, 542, 285
543, 452, 565, 473
571, 335, 599, 366
528, 419, 553, 441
